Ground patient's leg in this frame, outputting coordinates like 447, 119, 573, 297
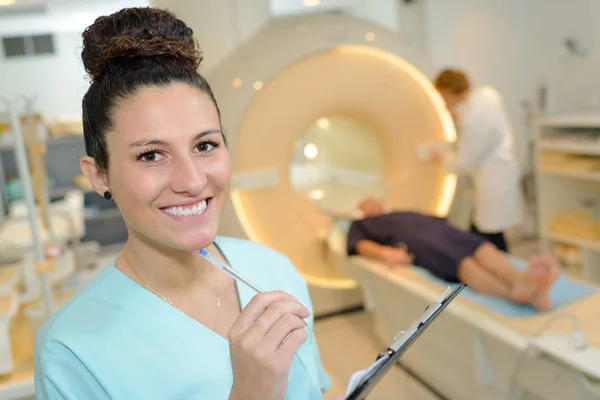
474, 243, 559, 311
458, 256, 553, 310
458, 257, 511, 298
472, 242, 520, 286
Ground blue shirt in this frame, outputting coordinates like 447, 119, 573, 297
34, 236, 331, 399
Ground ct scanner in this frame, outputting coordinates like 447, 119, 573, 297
209, 12, 600, 400
209, 12, 456, 317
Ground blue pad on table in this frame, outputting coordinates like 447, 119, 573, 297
413, 256, 596, 317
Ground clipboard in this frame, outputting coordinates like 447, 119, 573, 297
344, 283, 467, 400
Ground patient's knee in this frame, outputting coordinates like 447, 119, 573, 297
474, 242, 499, 259
458, 257, 478, 281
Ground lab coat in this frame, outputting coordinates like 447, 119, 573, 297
444, 86, 521, 233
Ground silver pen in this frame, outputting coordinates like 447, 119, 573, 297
200, 248, 265, 293
199, 248, 308, 326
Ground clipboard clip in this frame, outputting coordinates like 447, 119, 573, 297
389, 286, 454, 353
344, 284, 466, 400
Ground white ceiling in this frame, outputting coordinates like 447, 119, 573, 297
270, 0, 362, 16
0, 0, 108, 11
3, 0, 348, 11
0, 0, 150, 34
2, 0, 368, 17
2, 0, 73, 7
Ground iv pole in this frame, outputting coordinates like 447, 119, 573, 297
0, 146, 5, 219
1, 95, 54, 318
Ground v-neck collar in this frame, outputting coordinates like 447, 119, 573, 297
213, 236, 260, 311
108, 236, 256, 344
104, 237, 320, 397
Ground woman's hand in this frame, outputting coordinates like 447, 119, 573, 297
228, 291, 311, 400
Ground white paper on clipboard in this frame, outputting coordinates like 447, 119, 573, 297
345, 354, 389, 397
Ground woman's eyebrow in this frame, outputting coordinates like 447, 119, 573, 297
129, 128, 221, 148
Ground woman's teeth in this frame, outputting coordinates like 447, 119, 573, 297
163, 200, 207, 217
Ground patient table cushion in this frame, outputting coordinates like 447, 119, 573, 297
330, 219, 600, 346
414, 256, 597, 318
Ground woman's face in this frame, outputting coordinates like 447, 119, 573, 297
83, 82, 230, 252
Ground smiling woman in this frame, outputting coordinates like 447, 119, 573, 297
33, 7, 334, 400
89, 83, 231, 252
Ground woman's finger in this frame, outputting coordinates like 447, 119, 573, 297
244, 300, 309, 342
258, 311, 307, 354
275, 327, 308, 366
229, 291, 293, 338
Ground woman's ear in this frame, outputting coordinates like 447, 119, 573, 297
80, 156, 110, 197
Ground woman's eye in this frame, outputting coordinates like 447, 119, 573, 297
196, 141, 217, 153
139, 151, 163, 162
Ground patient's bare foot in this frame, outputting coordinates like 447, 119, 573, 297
509, 268, 546, 305
527, 255, 561, 311
508, 256, 555, 308
533, 255, 561, 283
530, 292, 552, 311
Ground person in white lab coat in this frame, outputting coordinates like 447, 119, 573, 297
432, 69, 521, 253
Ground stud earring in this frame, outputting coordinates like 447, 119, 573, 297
103, 191, 112, 200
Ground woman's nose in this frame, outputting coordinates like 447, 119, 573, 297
170, 156, 207, 194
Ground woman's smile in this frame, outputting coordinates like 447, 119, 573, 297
160, 197, 213, 221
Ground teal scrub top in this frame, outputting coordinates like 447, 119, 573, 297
34, 236, 332, 399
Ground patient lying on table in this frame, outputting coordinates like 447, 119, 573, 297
347, 198, 560, 311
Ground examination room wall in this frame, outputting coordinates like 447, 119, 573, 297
424, 0, 600, 237
425, 0, 600, 166
0, 0, 150, 118
0, 0, 268, 118
148, 0, 272, 74
2, 0, 600, 159
150, 0, 600, 174
0, 31, 84, 119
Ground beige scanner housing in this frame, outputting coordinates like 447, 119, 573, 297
209, 13, 456, 316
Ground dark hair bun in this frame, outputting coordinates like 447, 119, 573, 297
81, 7, 202, 80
